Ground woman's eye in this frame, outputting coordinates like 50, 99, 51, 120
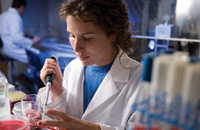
83, 37, 93, 41
69, 34, 75, 40
69, 34, 75, 38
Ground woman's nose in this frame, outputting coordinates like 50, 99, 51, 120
73, 38, 84, 53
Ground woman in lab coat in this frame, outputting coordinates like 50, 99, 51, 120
38, 0, 143, 129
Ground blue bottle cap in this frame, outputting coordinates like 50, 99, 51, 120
141, 53, 155, 82
189, 57, 200, 63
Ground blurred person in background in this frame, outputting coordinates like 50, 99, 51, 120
0, 0, 40, 63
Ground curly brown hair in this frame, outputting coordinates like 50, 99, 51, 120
60, 0, 134, 53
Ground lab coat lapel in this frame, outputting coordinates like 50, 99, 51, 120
82, 50, 130, 118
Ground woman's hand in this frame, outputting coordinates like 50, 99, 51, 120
37, 109, 101, 130
40, 57, 63, 101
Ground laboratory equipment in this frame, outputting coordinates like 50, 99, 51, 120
0, 71, 11, 117
0, 115, 29, 130
21, 94, 42, 129
45, 56, 57, 110
132, 53, 200, 130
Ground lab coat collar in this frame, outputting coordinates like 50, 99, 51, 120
110, 48, 131, 83
8, 8, 18, 13
8, 8, 21, 17
82, 48, 131, 118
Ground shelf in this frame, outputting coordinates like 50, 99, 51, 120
132, 35, 200, 43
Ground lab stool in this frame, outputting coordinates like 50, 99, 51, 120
0, 52, 16, 84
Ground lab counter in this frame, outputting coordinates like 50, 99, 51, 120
31, 42, 77, 73
34, 42, 74, 52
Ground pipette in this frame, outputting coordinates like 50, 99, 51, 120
44, 56, 57, 112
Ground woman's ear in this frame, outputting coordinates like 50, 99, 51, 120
110, 34, 117, 41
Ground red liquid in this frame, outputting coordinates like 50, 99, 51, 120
133, 124, 161, 130
0, 119, 28, 130
171, 127, 183, 130
25, 109, 41, 122
25, 109, 41, 129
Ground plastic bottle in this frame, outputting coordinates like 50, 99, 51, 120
164, 52, 189, 103
0, 71, 11, 116
150, 54, 172, 96
132, 53, 155, 130
181, 61, 200, 129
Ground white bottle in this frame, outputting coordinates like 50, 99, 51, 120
165, 52, 189, 105
150, 54, 172, 96
182, 62, 200, 106
0, 71, 11, 117
149, 54, 172, 116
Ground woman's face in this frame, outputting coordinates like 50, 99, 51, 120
66, 15, 117, 66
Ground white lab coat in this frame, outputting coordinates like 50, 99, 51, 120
39, 48, 144, 130
0, 8, 33, 63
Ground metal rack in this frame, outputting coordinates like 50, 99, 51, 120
131, 93, 200, 130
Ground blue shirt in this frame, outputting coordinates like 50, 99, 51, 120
84, 62, 113, 111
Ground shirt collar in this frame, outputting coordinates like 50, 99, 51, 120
8, 8, 20, 16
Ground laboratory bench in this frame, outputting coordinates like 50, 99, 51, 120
14, 41, 77, 94
32, 41, 77, 73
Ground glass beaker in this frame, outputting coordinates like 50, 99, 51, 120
21, 94, 42, 129
0, 73, 11, 117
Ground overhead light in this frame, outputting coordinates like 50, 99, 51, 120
176, 0, 192, 16
147, 40, 155, 52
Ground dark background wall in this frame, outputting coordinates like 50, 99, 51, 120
1, 0, 199, 60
